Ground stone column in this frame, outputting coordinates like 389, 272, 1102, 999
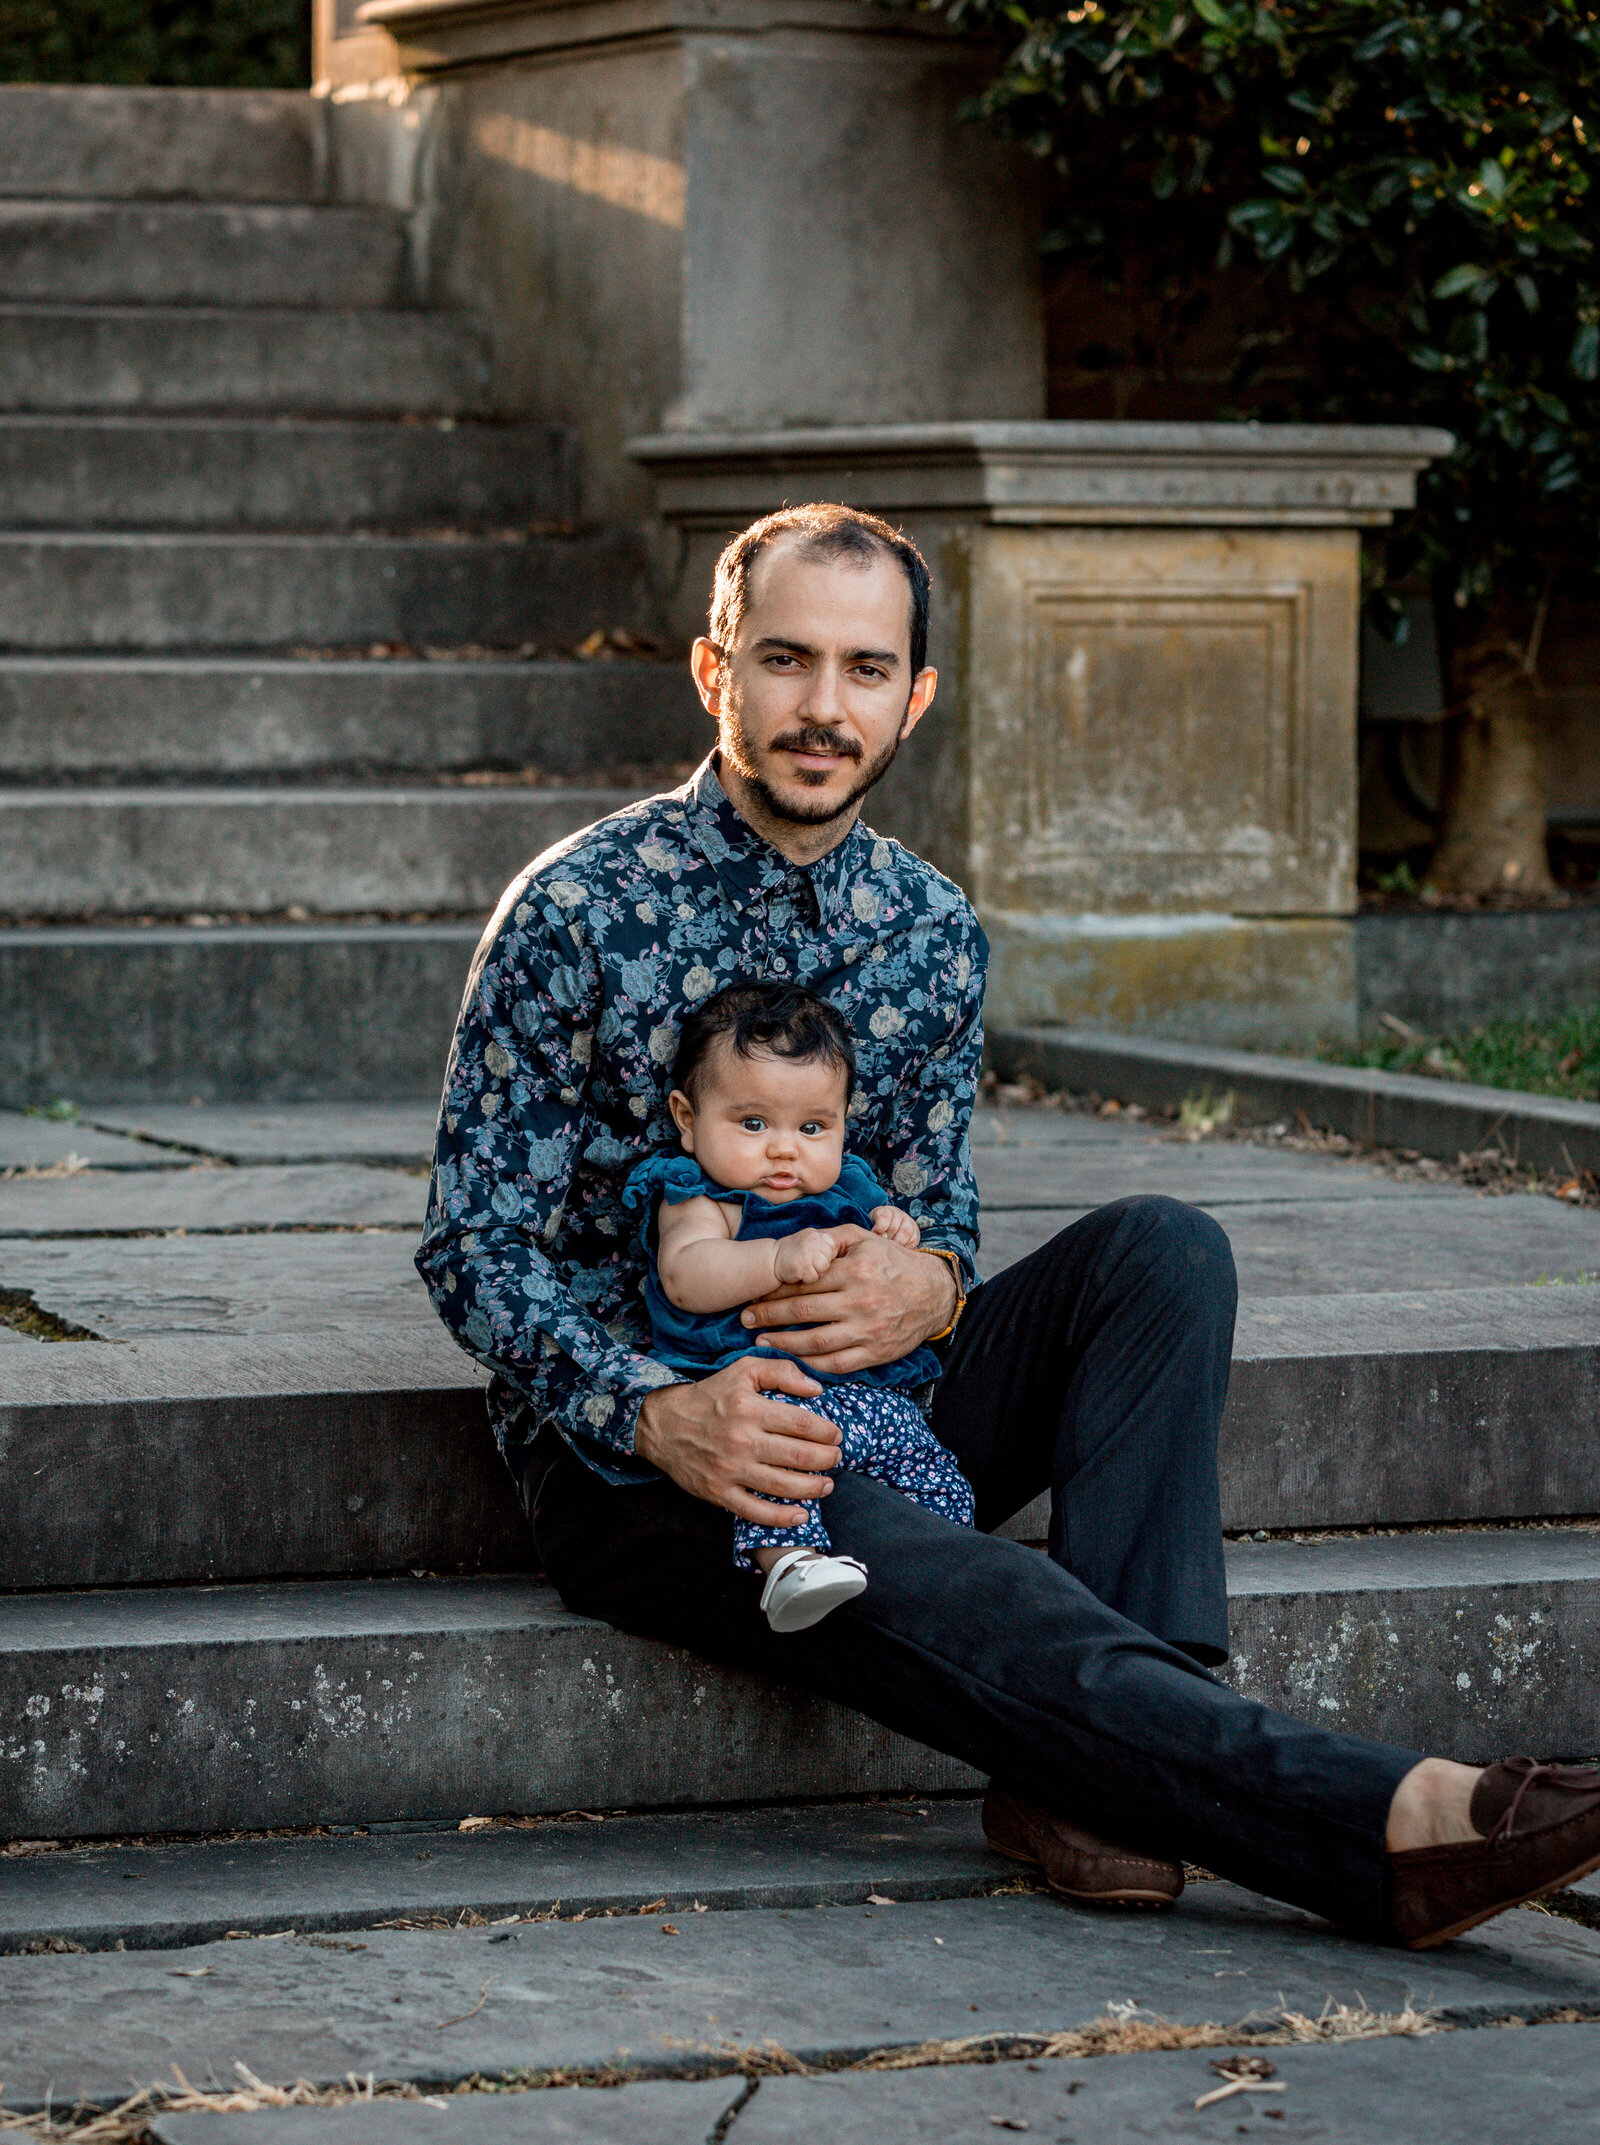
318, 0, 1043, 518
631, 422, 1454, 1046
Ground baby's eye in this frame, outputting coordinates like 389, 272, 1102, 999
799, 1121, 824, 1136
740, 1116, 766, 1132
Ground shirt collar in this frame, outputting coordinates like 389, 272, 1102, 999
683, 756, 868, 927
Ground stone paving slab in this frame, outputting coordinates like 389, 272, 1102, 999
4, 1535, 1597, 1839
734, 2018, 1600, 2145
0, 1163, 426, 1235
0, 1230, 430, 1338
0, 1801, 997, 1954
978, 1196, 1599, 1295
154, 2079, 743, 2145
0, 1109, 179, 1172
3, 1889, 1599, 2108
0, 1326, 516, 1590
972, 1140, 1459, 1208
81, 1103, 442, 1167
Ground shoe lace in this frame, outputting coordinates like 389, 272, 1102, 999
1482, 1758, 1584, 1845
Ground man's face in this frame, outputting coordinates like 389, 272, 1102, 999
692, 538, 937, 830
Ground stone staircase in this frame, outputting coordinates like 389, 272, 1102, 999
0, 83, 703, 1110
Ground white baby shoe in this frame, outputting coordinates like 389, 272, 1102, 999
758, 1548, 868, 1633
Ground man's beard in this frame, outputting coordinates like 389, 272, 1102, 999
720, 700, 907, 828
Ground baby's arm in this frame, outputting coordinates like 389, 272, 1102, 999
656, 1195, 844, 1313
869, 1204, 922, 1249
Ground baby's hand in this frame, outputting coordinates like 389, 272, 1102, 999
772, 1228, 844, 1285
870, 1204, 922, 1249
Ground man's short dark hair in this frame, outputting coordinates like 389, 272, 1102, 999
672, 980, 856, 1104
708, 504, 931, 678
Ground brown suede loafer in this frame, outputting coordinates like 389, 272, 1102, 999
983, 1783, 1184, 1909
1389, 1756, 1600, 1950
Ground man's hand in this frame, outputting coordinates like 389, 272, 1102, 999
738, 1227, 958, 1376
772, 1226, 846, 1287
634, 1355, 842, 1526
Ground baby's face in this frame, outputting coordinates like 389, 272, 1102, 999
669, 1044, 847, 1202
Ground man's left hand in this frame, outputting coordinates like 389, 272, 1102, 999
738, 1225, 957, 1374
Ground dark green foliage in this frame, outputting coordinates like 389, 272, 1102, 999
0, 0, 309, 88
925, 0, 1600, 629
1324, 1005, 1600, 1098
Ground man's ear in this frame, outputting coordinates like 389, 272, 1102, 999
898, 665, 938, 742
690, 638, 724, 715
667, 1088, 696, 1148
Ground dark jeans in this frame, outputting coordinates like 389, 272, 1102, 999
529, 1195, 1419, 1935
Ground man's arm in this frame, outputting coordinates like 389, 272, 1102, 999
416, 886, 684, 1457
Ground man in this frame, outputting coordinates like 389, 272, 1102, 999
420, 503, 1600, 1950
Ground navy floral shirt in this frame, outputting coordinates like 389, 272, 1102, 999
417, 756, 989, 1492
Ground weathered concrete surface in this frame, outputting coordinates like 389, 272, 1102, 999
3, 785, 641, 916
977, 1194, 1599, 1296
4, 1887, 1600, 2108
0, 1576, 977, 1837
1359, 905, 1600, 1031
737, 2020, 1600, 2145
0, 85, 321, 203
973, 1137, 1459, 1208
0, 417, 573, 531
1, 1228, 431, 1338
0, 924, 479, 1107
0, 657, 702, 783
3, 1533, 1595, 1836
0, 1799, 996, 1954
158, 2081, 742, 2145
0, 1162, 426, 1234
80, 1102, 440, 1167
988, 1027, 1600, 1177
0, 1326, 515, 1588
0, 1111, 172, 1171
1222, 1529, 1600, 1759
0, 530, 653, 650
0, 303, 492, 416
0, 202, 406, 307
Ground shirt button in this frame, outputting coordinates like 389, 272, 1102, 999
770, 956, 788, 973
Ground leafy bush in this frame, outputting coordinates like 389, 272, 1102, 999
0, 0, 309, 86
927, 0, 1600, 892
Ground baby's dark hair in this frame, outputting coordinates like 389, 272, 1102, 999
671, 980, 855, 1103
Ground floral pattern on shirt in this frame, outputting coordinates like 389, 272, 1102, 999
416, 756, 989, 1494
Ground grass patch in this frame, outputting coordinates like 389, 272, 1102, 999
1322, 1009, 1600, 1103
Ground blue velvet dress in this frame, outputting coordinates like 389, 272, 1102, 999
621, 1151, 975, 1571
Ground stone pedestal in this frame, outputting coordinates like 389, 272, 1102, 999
319, 0, 1043, 517
631, 422, 1454, 1045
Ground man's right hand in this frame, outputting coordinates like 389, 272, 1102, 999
633, 1356, 842, 1526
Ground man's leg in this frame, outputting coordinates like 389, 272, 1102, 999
529, 1425, 1417, 1938
935, 1195, 1236, 1661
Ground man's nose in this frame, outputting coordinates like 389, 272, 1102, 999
798, 659, 846, 724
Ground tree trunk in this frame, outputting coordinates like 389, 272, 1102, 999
1424, 626, 1555, 897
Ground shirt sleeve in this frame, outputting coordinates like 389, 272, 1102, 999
868, 910, 988, 1289
415, 890, 687, 1462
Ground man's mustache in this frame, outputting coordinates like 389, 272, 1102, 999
767, 728, 862, 762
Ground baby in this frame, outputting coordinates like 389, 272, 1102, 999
622, 980, 975, 1634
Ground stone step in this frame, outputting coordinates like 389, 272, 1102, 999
0, 417, 575, 530
0, 1799, 998, 1955
0, 923, 479, 1105
0, 657, 703, 783
2, 1290, 1593, 1588
1, 1530, 1596, 1838
0, 530, 654, 650
0, 784, 643, 914
8, 1889, 1597, 2118
0, 202, 406, 308
0, 87, 322, 204
0, 304, 493, 416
